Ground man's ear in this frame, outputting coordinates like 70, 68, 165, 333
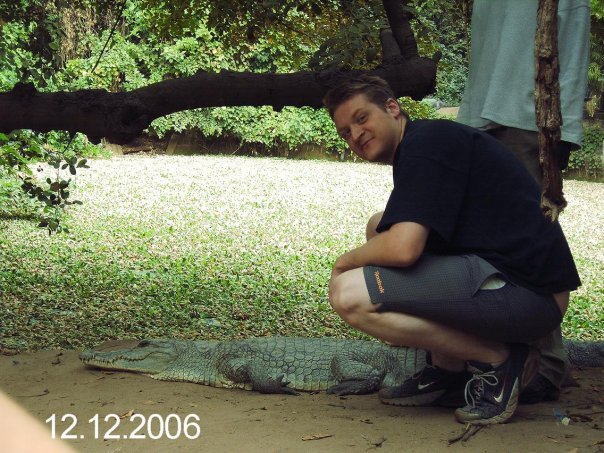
385, 98, 401, 118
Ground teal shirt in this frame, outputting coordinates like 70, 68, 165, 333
456, 0, 590, 146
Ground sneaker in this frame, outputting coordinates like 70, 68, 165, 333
519, 374, 560, 404
454, 344, 539, 425
379, 364, 472, 407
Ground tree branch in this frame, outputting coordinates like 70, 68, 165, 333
381, 0, 419, 59
0, 61, 436, 144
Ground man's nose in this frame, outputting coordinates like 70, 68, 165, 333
351, 124, 364, 142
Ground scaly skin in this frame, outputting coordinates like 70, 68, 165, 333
563, 339, 604, 368
79, 337, 603, 395
80, 337, 425, 395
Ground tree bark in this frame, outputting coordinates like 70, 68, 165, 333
535, 0, 566, 221
0, 59, 436, 145
381, 0, 419, 60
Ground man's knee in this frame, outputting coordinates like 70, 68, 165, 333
366, 211, 383, 241
329, 271, 373, 327
329, 277, 360, 318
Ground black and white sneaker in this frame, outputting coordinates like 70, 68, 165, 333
454, 344, 539, 425
379, 364, 471, 407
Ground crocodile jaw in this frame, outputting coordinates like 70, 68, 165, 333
79, 339, 177, 375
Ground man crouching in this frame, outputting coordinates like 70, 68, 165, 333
324, 75, 579, 425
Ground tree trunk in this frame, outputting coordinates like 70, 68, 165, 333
535, 0, 566, 221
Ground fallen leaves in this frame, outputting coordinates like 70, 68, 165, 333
1, 156, 602, 350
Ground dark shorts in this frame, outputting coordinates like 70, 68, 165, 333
363, 254, 562, 343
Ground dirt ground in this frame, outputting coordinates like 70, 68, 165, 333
1, 341, 603, 453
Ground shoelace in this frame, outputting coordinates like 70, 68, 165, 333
463, 371, 499, 407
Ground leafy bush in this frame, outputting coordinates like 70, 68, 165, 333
435, 52, 468, 106
565, 125, 604, 180
412, 0, 471, 106
0, 130, 99, 233
0, 22, 40, 91
152, 99, 436, 158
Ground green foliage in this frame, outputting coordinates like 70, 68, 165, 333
308, 2, 386, 71
434, 52, 468, 106
565, 125, 604, 180
592, 0, 604, 20
411, 0, 472, 105
587, 7, 604, 117
152, 99, 436, 157
0, 131, 45, 176
0, 21, 41, 91
400, 97, 438, 120
0, 131, 92, 234
152, 106, 343, 154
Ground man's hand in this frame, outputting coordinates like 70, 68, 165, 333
329, 249, 362, 291
328, 221, 429, 294
333, 221, 429, 270
329, 255, 348, 294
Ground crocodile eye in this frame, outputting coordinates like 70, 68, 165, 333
138, 340, 150, 347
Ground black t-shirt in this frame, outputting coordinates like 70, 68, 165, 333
376, 119, 581, 295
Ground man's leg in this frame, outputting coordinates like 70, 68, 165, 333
486, 126, 569, 400
329, 268, 539, 424
366, 212, 470, 405
365, 212, 506, 366
329, 267, 509, 364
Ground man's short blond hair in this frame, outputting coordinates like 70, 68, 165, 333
322, 75, 408, 119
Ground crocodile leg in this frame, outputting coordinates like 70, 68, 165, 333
222, 358, 299, 395
327, 354, 385, 395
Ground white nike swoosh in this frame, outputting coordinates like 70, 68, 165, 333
494, 377, 516, 403
417, 381, 435, 390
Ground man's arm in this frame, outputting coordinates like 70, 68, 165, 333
332, 221, 429, 278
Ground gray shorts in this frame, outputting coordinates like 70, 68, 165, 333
363, 254, 562, 343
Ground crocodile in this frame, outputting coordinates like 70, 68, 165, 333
80, 337, 604, 396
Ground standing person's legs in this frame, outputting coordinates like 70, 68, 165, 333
486, 126, 570, 401
485, 126, 573, 186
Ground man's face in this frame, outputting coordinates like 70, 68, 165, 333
332, 93, 403, 164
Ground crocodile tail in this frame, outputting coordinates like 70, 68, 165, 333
564, 339, 604, 368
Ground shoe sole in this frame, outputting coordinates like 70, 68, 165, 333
379, 389, 447, 407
